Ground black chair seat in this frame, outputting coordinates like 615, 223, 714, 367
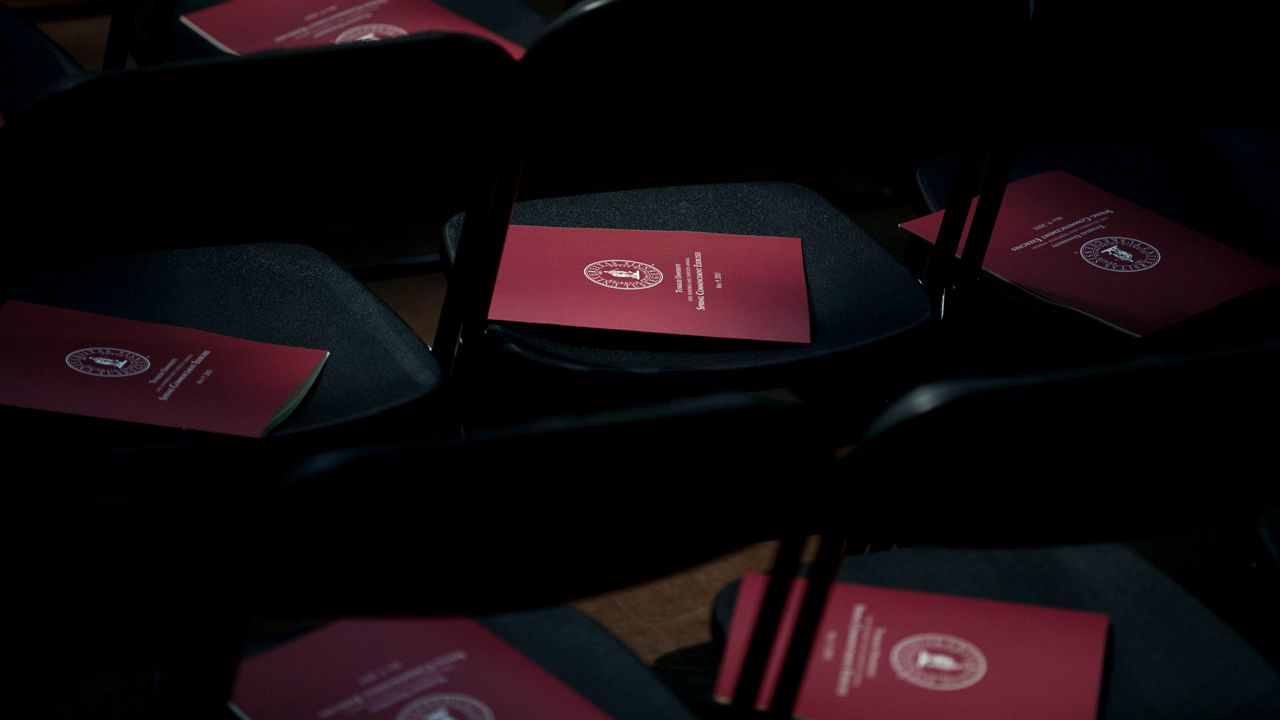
480, 606, 697, 720
446, 182, 931, 381
1, 244, 439, 442
714, 544, 1280, 720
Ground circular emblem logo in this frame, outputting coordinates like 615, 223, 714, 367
395, 693, 494, 720
335, 23, 410, 43
584, 259, 664, 290
65, 348, 151, 378
890, 633, 987, 691
1079, 236, 1161, 272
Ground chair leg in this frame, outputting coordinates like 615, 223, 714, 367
104, 0, 132, 68
729, 533, 847, 718
768, 534, 846, 718
731, 534, 807, 712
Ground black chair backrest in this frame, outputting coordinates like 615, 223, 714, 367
512, 0, 1029, 199
1, 31, 517, 262
850, 339, 1280, 545
1031, 0, 1275, 128
250, 392, 825, 616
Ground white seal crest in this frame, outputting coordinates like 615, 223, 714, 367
584, 259, 664, 290
889, 633, 988, 691
335, 23, 410, 43
65, 348, 151, 378
1080, 236, 1161, 272
395, 693, 494, 720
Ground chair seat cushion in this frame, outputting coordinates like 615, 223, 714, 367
480, 606, 696, 719
445, 182, 931, 377
713, 544, 1280, 719
1, 244, 439, 439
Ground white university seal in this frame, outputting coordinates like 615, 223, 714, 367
395, 693, 494, 720
65, 348, 151, 378
889, 633, 988, 691
1080, 236, 1161, 272
584, 259, 664, 290
335, 24, 410, 43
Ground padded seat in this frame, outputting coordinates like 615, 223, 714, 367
445, 182, 931, 381
478, 606, 697, 720
1, 244, 439, 442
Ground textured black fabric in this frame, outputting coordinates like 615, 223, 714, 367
445, 182, 931, 376
141, 0, 547, 63
713, 545, 1280, 720
0, 6, 80, 117
480, 606, 696, 720
0, 244, 439, 437
916, 129, 1280, 266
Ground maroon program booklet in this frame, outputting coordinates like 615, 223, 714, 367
180, 0, 525, 58
229, 618, 613, 719
715, 573, 1109, 720
0, 301, 328, 438
488, 225, 812, 344
900, 171, 1280, 336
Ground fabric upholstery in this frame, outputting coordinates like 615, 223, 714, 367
1, 244, 439, 438
481, 606, 696, 720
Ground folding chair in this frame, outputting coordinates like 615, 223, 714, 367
716, 340, 1280, 718
440, 0, 1029, 424
908, 0, 1280, 377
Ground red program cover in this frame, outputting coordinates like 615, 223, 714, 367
181, 0, 525, 58
0, 301, 328, 437
229, 618, 613, 719
900, 171, 1280, 335
715, 573, 1108, 720
488, 225, 812, 344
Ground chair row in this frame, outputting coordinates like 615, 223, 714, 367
3, 3, 1278, 716
24, 342, 1279, 717
0, 0, 1025, 449
7, 0, 1274, 435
